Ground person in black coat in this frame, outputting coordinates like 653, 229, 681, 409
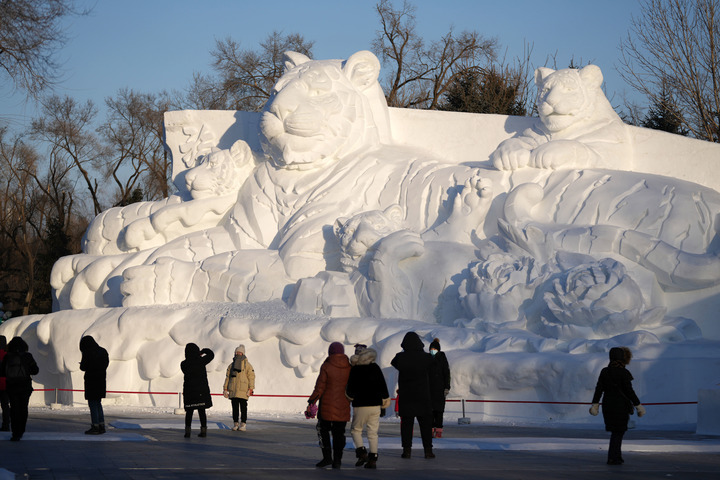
428, 338, 450, 438
391, 331, 434, 459
0, 335, 9, 432
1, 336, 39, 441
181, 343, 214, 438
589, 346, 646, 465
79, 335, 109, 435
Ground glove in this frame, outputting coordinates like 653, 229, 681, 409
248, 388, 254, 397
223, 390, 229, 399
304, 403, 318, 419
589, 403, 599, 416
636, 404, 646, 417
444, 388, 450, 398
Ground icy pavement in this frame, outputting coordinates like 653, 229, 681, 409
0, 406, 718, 479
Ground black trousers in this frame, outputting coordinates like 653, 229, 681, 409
0, 390, 9, 428
231, 398, 248, 423
8, 390, 31, 438
400, 414, 433, 449
609, 430, 625, 462
316, 419, 346, 452
432, 409, 444, 428
185, 407, 207, 428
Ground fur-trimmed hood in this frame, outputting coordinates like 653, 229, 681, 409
350, 348, 377, 366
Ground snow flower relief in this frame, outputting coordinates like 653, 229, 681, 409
528, 258, 648, 339
459, 253, 547, 325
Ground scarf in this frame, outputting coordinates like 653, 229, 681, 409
232, 354, 246, 373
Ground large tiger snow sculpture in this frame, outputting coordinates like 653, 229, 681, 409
52, 50, 491, 310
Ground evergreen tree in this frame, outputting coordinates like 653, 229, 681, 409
440, 68, 526, 116
642, 89, 688, 136
33, 217, 71, 313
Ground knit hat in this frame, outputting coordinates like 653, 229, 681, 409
235, 344, 246, 355
328, 342, 344, 355
429, 338, 441, 351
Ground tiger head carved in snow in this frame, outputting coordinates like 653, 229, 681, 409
259, 50, 391, 170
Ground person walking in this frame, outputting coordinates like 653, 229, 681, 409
181, 343, 214, 438
79, 336, 109, 435
308, 341, 351, 469
1, 337, 39, 441
428, 338, 450, 438
589, 346, 646, 465
391, 331, 434, 459
222, 344, 255, 432
0, 335, 9, 432
346, 343, 390, 469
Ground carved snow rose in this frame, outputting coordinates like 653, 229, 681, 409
537, 258, 644, 339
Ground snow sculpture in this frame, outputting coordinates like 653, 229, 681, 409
491, 65, 631, 171
291, 176, 491, 322
3, 50, 720, 427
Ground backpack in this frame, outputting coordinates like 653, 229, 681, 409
4, 354, 28, 380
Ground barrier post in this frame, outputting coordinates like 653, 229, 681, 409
50, 388, 62, 410
458, 398, 471, 425
173, 392, 184, 415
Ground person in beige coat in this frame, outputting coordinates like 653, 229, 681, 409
222, 345, 255, 431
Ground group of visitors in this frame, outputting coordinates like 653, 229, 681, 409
304, 332, 451, 469
0, 332, 644, 466
180, 343, 255, 438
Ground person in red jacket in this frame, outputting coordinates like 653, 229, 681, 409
308, 342, 351, 469
0, 335, 8, 431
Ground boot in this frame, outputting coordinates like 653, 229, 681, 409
232, 422, 240, 431
401, 447, 411, 459
198, 426, 207, 437
354, 446, 368, 467
315, 448, 333, 468
424, 447, 435, 459
85, 424, 101, 435
332, 448, 343, 469
364, 453, 378, 469
98, 423, 106, 434
239, 422, 246, 431
435, 428, 443, 438
184, 426, 191, 438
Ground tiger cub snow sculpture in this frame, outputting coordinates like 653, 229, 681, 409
490, 65, 631, 171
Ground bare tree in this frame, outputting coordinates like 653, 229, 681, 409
100, 89, 172, 202
0, 127, 47, 314
618, 0, 720, 142
0, 0, 85, 99
190, 31, 314, 112
372, 0, 497, 109
31, 95, 107, 215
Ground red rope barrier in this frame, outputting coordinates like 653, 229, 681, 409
31, 389, 698, 406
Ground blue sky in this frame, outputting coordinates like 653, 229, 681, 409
0, 0, 644, 128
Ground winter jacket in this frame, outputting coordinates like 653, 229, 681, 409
346, 348, 389, 407
591, 364, 641, 432
79, 336, 109, 400
428, 350, 450, 411
181, 344, 214, 409
391, 332, 433, 417
222, 355, 255, 400
308, 353, 351, 422
1, 337, 39, 395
